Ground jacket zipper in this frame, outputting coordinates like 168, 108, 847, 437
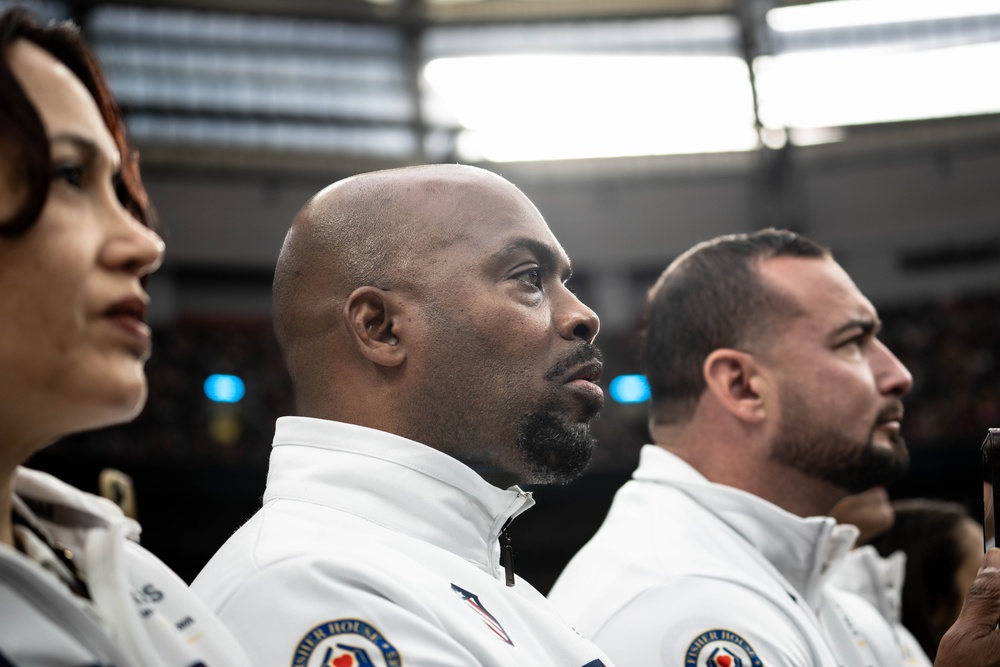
500, 517, 515, 587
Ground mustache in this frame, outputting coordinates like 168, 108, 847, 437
544, 342, 604, 382
875, 401, 905, 425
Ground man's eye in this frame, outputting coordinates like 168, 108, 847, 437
842, 334, 868, 349
516, 268, 543, 288
52, 164, 85, 188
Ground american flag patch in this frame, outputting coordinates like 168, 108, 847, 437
450, 583, 514, 646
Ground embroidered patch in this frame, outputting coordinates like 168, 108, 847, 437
291, 619, 401, 667
684, 629, 764, 667
451, 583, 514, 645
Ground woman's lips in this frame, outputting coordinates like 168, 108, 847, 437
103, 296, 151, 353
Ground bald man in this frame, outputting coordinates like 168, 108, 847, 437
191, 165, 613, 667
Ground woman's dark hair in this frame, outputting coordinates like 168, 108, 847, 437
0, 7, 154, 237
870, 498, 977, 660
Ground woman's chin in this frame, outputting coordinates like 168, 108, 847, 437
72, 377, 149, 435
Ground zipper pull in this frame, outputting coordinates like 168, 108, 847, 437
500, 518, 515, 587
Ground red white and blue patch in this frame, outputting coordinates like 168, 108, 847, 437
451, 583, 514, 645
291, 619, 401, 667
684, 629, 764, 667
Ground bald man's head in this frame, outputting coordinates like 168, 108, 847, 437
273, 164, 523, 410
274, 169, 413, 327
272, 163, 604, 486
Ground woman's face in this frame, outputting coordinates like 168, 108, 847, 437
0, 40, 164, 454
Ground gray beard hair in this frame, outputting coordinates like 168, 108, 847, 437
516, 410, 597, 485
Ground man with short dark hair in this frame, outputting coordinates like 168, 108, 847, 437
191, 164, 611, 667
550, 229, 924, 666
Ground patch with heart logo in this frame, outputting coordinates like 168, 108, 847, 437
683, 629, 763, 667
291, 619, 401, 667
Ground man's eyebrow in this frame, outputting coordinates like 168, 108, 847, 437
830, 317, 880, 339
491, 238, 572, 279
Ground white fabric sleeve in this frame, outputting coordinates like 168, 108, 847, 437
589, 577, 821, 667
213, 555, 484, 667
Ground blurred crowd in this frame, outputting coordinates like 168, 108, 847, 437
881, 293, 1000, 444
34, 291, 999, 471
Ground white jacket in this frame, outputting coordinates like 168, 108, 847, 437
549, 446, 913, 667
191, 417, 614, 667
828, 547, 932, 666
0, 467, 250, 667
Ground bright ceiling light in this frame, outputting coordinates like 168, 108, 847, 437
756, 42, 1000, 129
423, 54, 758, 162
767, 0, 1000, 32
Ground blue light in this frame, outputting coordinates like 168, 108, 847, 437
204, 374, 245, 403
609, 374, 651, 404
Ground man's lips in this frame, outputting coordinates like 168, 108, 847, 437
875, 405, 905, 430
545, 343, 605, 408
564, 359, 603, 384
563, 360, 605, 402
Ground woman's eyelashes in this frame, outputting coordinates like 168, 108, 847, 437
52, 159, 132, 210
52, 161, 85, 188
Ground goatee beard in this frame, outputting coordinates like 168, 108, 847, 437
516, 410, 596, 485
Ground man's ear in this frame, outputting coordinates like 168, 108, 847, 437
702, 348, 768, 424
344, 286, 406, 368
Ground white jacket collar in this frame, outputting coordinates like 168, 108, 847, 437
265, 417, 535, 571
13, 466, 140, 551
633, 445, 858, 609
829, 545, 906, 623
